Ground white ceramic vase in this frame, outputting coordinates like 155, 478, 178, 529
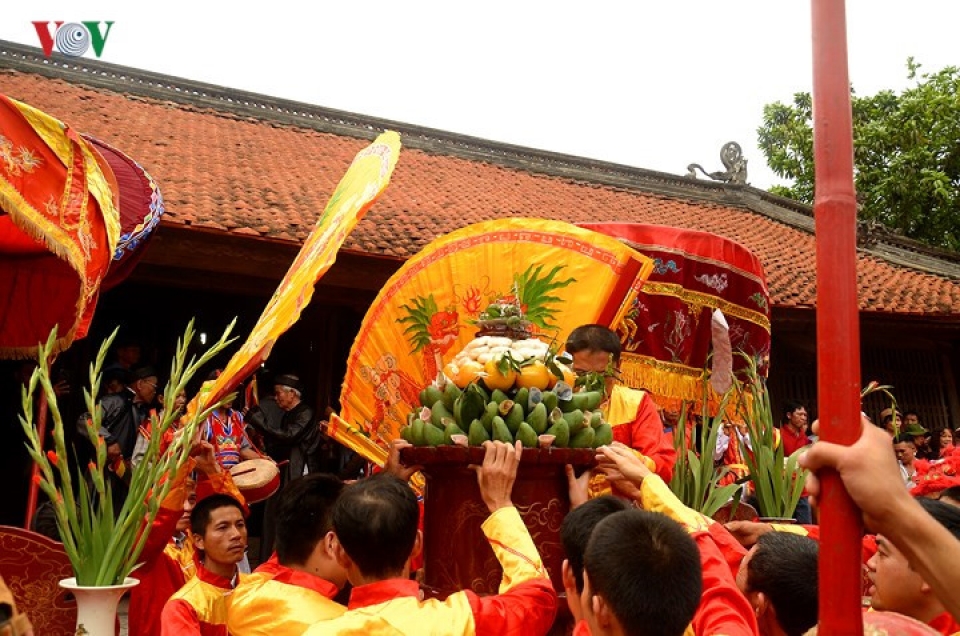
59, 577, 139, 636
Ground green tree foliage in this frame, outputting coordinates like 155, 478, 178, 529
758, 60, 960, 251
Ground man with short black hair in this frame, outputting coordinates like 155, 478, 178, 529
128, 442, 244, 636
866, 498, 960, 635
161, 494, 248, 634
565, 324, 676, 481
561, 496, 630, 601
304, 441, 557, 635
228, 474, 347, 634
560, 494, 631, 635
594, 443, 757, 636
879, 407, 902, 436
581, 509, 703, 636
780, 400, 812, 523
779, 401, 809, 457
895, 435, 919, 488
801, 417, 960, 622
736, 531, 819, 636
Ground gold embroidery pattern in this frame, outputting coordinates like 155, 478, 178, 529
621, 353, 704, 377
0, 134, 43, 176
642, 282, 771, 330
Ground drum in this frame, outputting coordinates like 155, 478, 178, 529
230, 459, 280, 504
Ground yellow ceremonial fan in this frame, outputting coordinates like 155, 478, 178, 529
334, 218, 654, 461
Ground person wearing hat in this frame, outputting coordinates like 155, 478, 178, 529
247, 373, 321, 560
903, 411, 935, 459
879, 407, 901, 436
906, 422, 934, 460
97, 365, 159, 470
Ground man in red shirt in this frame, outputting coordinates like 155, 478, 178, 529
780, 401, 810, 457
589, 443, 759, 636
865, 498, 960, 636
303, 441, 557, 635
566, 324, 676, 482
779, 400, 812, 523
227, 474, 348, 634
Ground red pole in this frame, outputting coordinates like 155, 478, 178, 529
811, 0, 864, 634
23, 389, 48, 529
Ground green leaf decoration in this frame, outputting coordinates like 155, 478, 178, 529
398, 295, 440, 352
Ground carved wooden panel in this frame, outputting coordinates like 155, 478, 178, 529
0, 525, 76, 636
403, 447, 595, 596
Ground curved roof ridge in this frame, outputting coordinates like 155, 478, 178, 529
3, 39, 960, 306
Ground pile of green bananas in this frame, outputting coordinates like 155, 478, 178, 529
399, 381, 613, 449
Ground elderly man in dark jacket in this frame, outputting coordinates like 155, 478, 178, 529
247, 373, 320, 561
98, 366, 158, 467
247, 374, 320, 479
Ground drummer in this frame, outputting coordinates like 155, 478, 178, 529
202, 370, 262, 471
246, 373, 321, 562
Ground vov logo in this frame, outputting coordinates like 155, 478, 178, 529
32, 22, 115, 58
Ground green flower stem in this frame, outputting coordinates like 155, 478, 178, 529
21, 319, 236, 585
736, 353, 808, 519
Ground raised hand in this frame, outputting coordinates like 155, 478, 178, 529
723, 520, 774, 547
472, 440, 521, 513
799, 416, 902, 530
192, 440, 221, 475
596, 442, 653, 484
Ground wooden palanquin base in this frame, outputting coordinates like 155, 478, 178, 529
401, 447, 597, 635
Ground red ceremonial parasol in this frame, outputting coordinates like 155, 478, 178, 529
579, 222, 771, 415
0, 94, 164, 526
0, 95, 119, 357
82, 134, 164, 291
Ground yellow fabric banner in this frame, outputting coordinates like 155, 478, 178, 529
191, 131, 401, 413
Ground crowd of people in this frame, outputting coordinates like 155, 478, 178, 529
3, 325, 960, 635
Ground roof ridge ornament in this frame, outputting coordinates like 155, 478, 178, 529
686, 141, 748, 184
856, 218, 898, 248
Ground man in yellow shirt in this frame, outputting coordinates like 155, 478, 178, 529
304, 440, 557, 635
227, 474, 347, 634
161, 494, 248, 634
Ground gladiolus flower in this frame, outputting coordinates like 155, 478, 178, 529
88, 462, 97, 474
31, 473, 42, 486
46, 450, 59, 466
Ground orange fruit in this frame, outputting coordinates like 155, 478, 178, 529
443, 362, 459, 384
483, 357, 517, 391
517, 361, 551, 390
547, 363, 577, 389
449, 360, 484, 388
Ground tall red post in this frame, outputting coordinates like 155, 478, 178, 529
810, 0, 864, 633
